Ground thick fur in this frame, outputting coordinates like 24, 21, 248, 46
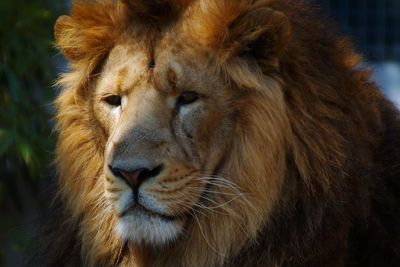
28, 0, 400, 266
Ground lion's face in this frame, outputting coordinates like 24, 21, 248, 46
55, 1, 293, 263
96, 41, 236, 244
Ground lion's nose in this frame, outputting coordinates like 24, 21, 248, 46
109, 164, 163, 189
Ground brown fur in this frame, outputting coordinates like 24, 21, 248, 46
28, 1, 400, 266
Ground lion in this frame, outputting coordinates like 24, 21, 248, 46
27, 0, 400, 266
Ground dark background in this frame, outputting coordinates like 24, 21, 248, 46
321, 0, 400, 104
0, 0, 399, 266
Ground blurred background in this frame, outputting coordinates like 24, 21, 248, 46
0, 0, 399, 266
0, 1, 65, 266
320, 0, 400, 104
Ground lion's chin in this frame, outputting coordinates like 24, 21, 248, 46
116, 205, 185, 245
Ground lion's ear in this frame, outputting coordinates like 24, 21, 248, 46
227, 7, 291, 61
54, 2, 119, 64
54, 15, 84, 62
192, 2, 291, 64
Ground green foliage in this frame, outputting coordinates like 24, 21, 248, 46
0, 0, 65, 265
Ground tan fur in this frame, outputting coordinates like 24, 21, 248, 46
50, 1, 396, 267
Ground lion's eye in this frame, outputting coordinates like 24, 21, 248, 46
176, 91, 199, 107
104, 95, 122, 107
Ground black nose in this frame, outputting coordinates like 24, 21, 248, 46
109, 164, 163, 189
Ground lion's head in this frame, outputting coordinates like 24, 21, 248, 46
52, 0, 379, 266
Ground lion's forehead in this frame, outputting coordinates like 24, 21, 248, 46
106, 44, 148, 70
98, 45, 149, 93
98, 42, 206, 97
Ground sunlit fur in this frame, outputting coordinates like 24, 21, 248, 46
31, 0, 400, 266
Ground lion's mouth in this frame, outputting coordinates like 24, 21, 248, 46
119, 204, 179, 222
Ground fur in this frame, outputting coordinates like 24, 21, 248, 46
27, 0, 400, 266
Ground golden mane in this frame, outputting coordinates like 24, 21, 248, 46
28, 1, 400, 266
